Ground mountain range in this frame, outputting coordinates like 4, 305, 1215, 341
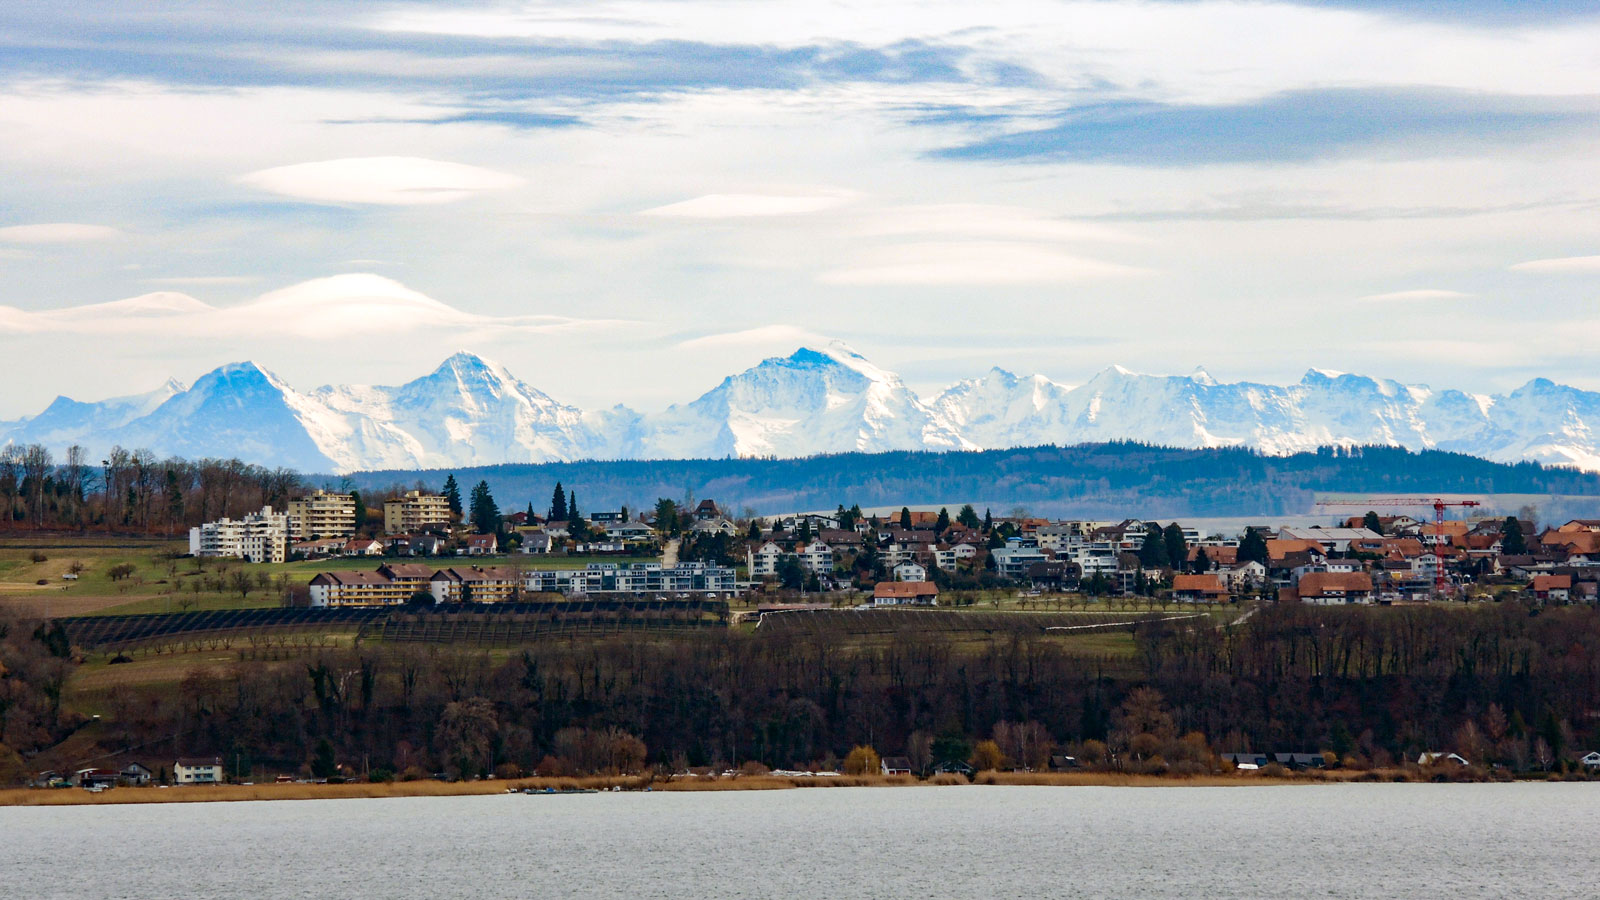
5, 342, 1600, 474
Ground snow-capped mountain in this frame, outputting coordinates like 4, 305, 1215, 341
643, 343, 970, 458
10, 344, 1600, 473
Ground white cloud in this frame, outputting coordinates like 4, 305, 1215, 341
239, 157, 524, 205
819, 241, 1141, 285
675, 324, 829, 349
1509, 254, 1600, 274
141, 275, 259, 286
0, 223, 122, 244
1358, 289, 1472, 302
642, 191, 856, 218
0, 274, 623, 339
852, 204, 1140, 244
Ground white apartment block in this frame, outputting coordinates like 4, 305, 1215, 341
189, 506, 290, 563
287, 489, 357, 540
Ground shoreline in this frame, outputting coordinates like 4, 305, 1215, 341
0, 769, 1491, 807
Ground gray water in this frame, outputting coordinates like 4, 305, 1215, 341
4, 784, 1598, 898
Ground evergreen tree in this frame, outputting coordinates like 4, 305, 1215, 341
443, 474, 463, 519
748, 520, 761, 540
983, 508, 993, 532
1138, 523, 1170, 568
1362, 510, 1384, 535
468, 480, 501, 534
1501, 516, 1527, 554
935, 507, 951, 533
351, 491, 365, 536
654, 498, 680, 536
526, 501, 534, 519
550, 483, 567, 522
900, 507, 913, 529
956, 504, 980, 529
798, 518, 812, 541
1163, 522, 1186, 571
1194, 547, 1211, 573
1238, 526, 1269, 565
567, 490, 580, 522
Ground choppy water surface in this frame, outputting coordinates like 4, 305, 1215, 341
5, 783, 1598, 899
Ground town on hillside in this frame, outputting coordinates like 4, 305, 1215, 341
182, 476, 1591, 609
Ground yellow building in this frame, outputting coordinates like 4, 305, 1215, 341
287, 490, 357, 540
383, 490, 454, 534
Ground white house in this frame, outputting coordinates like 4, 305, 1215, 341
174, 756, 223, 784
1220, 560, 1267, 590
795, 541, 833, 574
1580, 751, 1600, 769
748, 542, 785, 578
1417, 752, 1470, 767
893, 562, 928, 582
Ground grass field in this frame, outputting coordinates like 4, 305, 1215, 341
0, 536, 658, 618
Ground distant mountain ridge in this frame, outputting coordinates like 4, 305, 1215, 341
7, 342, 1600, 473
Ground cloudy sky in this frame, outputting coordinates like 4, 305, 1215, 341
3, 0, 1600, 417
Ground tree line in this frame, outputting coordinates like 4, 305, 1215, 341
7, 599, 1600, 783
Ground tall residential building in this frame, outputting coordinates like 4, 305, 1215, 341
287, 489, 357, 540
189, 506, 290, 563
383, 490, 454, 534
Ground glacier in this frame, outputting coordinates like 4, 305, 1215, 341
7, 342, 1600, 473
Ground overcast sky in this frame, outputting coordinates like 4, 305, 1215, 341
3, 0, 1600, 417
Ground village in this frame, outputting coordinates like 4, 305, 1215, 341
183, 481, 1600, 609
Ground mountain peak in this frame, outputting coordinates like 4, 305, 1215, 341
1189, 366, 1216, 386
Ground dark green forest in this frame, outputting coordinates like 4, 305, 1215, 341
346, 443, 1600, 518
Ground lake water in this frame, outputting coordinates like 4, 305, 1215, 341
5, 784, 1598, 898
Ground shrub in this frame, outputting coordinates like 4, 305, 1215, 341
843, 745, 881, 775
29, 551, 47, 563
493, 763, 524, 780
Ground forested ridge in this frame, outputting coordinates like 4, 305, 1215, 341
5, 602, 1599, 781
349, 443, 1600, 518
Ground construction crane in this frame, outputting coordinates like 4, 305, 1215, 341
1314, 497, 1483, 595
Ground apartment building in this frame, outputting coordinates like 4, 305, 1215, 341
430, 566, 520, 603
189, 506, 290, 563
524, 562, 739, 596
383, 490, 454, 533
287, 489, 357, 540
309, 569, 414, 607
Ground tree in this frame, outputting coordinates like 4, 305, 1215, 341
469, 481, 501, 535
935, 507, 951, 533
956, 504, 980, 529
983, 508, 993, 532
408, 590, 435, 607
1362, 510, 1383, 535
1501, 516, 1527, 555
970, 739, 1007, 771
1238, 527, 1269, 565
747, 520, 761, 540
351, 491, 365, 535
797, 518, 812, 542
899, 507, 913, 529
777, 557, 805, 591
1138, 523, 1169, 568
567, 490, 580, 522
1163, 522, 1186, 571
439, 697, 499, 780
1194, 548, 1211, 573
311, 738, 337, 779
654, 498, 680, 536
442, 474, 463, 520
550, 483, 568, 523
843, 745, 881, 775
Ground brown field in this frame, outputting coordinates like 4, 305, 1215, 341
0, 769, 1351, 807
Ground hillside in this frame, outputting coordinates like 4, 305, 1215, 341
344, 442, 1600, 519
